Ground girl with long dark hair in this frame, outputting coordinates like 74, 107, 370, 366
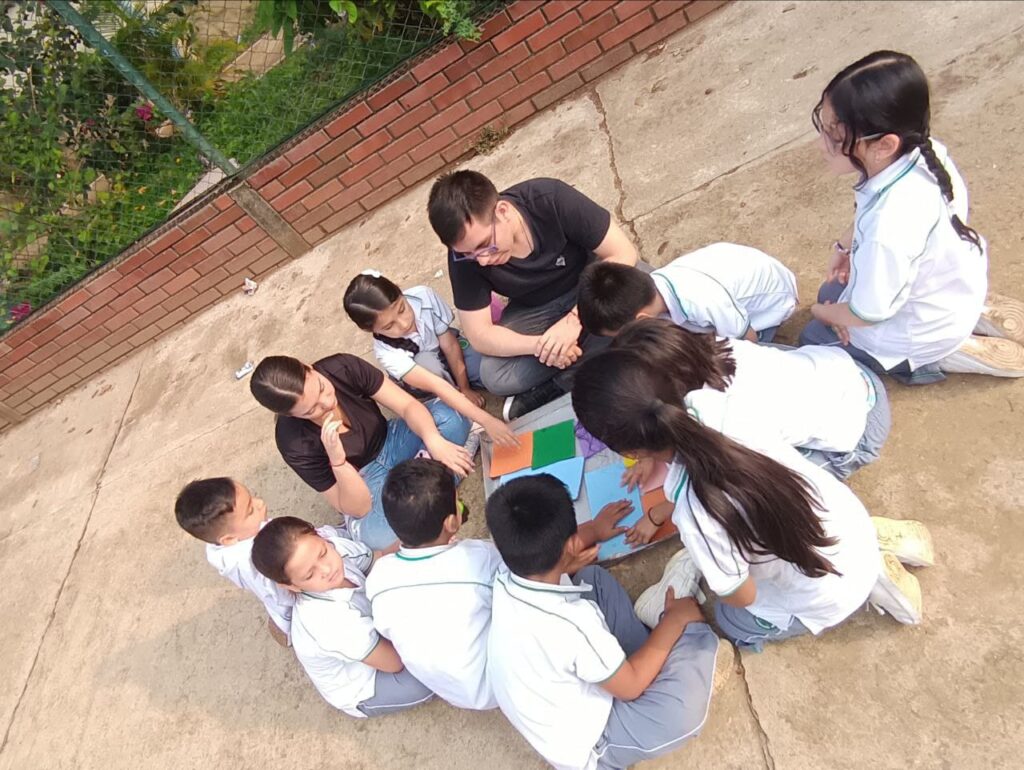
800, 50, 1024, 382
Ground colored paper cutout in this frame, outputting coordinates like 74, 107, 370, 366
500, 457, 586, 499
531, 419, 576, 469
489, 432, 534, 478
583, 462, 644, 561
574, 422, 607, 459
623, 457, 637, 468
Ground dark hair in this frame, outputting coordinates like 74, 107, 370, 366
486, 474, 577, 576
572, 350, 839, 578
814, 50, 981, 249
427, 170, 498, 247
250, 355, 307, 414
343, 272, 420, 356
174, 477, 237, 543
612, 318, 736, 393
577, 261, 658, 335
382, 458, 456, 546
251, 516, 316, 584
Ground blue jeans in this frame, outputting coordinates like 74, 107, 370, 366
715, 602, 811, 653
354, 399, 471, 549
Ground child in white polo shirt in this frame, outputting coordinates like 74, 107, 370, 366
250, 517, 431, 718
486, 474, 730, 770
801, 50, 1024, 382
578, 242, 798, 342
364, 457, 502, 710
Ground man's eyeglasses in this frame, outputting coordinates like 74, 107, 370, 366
452, 216, 499, 262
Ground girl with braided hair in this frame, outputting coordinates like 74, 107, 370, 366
800, 50, 1024, 383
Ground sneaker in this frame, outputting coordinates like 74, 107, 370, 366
871, 516, 935, 568
937, 335, 1024, 377
463, 422, 485, 458
457, 499, 470, 524
633, 548, 705, 629
712, 638, 734, 696
502, 379, 565, 422
975, 291, 1024, 346
868, 552, 923, 625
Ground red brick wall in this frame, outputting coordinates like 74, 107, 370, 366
0, 0, 726, 427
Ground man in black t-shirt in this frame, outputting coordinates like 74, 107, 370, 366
427, 170, 639, 419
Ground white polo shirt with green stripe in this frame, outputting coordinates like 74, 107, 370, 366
365, 539, 502, 710
487, 569, 625, 770
840, 138, 987, 370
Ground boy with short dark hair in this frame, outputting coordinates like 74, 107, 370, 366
485, 474, 729, 770
364, 458, 501, 710
578, 242, 798, 341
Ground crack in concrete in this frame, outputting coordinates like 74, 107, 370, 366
736, 653, 777, 770
587, 88, 644, 258
0, 362, 143, 758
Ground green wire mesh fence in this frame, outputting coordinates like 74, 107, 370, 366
1, 0, 489, 330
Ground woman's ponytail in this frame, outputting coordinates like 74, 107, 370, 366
612, 318, 736, 393
915, 138, 982, 250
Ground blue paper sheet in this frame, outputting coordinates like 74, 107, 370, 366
499, 456, 586, 499
583, 461, 644, 560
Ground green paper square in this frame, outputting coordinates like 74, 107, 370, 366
531, 419, 577, 468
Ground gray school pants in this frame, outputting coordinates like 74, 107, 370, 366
572, 566, 720, 770
355, 668, 433, 717
715, 602, 811, 653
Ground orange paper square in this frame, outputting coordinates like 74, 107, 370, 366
489, 432, 534, 478
641, 487, 678, 541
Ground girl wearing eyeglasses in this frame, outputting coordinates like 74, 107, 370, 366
800, 50, 1024, 382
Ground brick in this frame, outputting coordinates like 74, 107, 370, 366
142, 246, 185, 276
533, 72, 584, 109
581, 41, 635, 81
443, 44, 496, 83
469, 72, 515, 110
139, 267, 175, 294
157, 306, 190, 330
389, 103, 436, 140
4, 358, 34, 380
410, 127, 458, 163
108, 288, 144, 314
506, 1, 543, 21
261, 179, 285, 200
478, 42, 530, 82
205, 206, 244, 233
283, 201, 307, 219
132, 305, 168, 334
366, 155, 412, 189
685, 0, 727, 22
173, 246, 212, 273
145, 227, 185, 254
498, 71, 551, 111
160, 287, 199, 312
185, 288, 222, 313
473, 10, 512, 43
236, 215, 257, 234
226, 227, 268, 257
400, 72, 449, 109
128, 324, 161, 347
321, 203, 365, 233
598, 8, 655, 50
455, 100, 505, 138
543, 1, 581, 21
326, 180, 372, 212
433, 73, 483, 111
303, 178, 345, 209
216, 271, 247, 296
28, 388, 59, 409
28, 372, 58, 395
52, 357, 84, 380
203, 225, 243, 255
79, 355, 112, 378
174, 226, 213, 256
399, 154, 447, 187
293, 204, 333, 232
29, 322, 62, 349
213, 194, 233, 211
615, 0, 653, 21
76, 326, 111, 352
83, 304, 118, 330
423, 101, 472, 137
55, 290, 90, 314
98, 342, 135, 366
6, 340, 37, 363
102, 322, 140, 347
381, 128, 427, 163
357, 102, 402, 139
347, 131, 389, 164
56, 305, 90, 330
340, 155, 384, 186
365, 180, 407, 211
178, 204, 218, 234
324, 102, 372, 137
578, 0, 615, 21
652, 0, 682, 19
443, 138, 472, 164
278, 155, 322, 189
308, 153, 354, 188
84, 286, 119, 313
549, 40, 600, 80
284, 131, 330, 163
411, 44, 461, 82
110, 269, 146, 296
162, 269, 199, 296
367, 74, 416, 110
527, 12, 579, 53
191, 267, 230, 295
518, 41, 567, 81
270, 181, 313, 211
247, 252, 286, 277
631, 7, 690, 51
564, 10, 616, 51
84, 268, 125, 296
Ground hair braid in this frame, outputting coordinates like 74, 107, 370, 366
915, 138, 982, 250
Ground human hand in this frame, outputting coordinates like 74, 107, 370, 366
536, 313, 582, 367
660, 590, 704, 627
593, 500, 633, 542
622, 456, 655, 492
483, 417, 520, 448
827, 241, 851, 284
811, 301, 850, 345
462, 387, 486, 408
425, 436, 475, 478
626, 515, 659, 547
565, 543, 599, 575
320, 418, 347, 467
550, 344, 582, 370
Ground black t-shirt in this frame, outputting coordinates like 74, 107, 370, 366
448, 178, 611, 311
274, 354, 387, 492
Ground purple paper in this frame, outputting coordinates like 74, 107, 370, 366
575, 422, 606, 459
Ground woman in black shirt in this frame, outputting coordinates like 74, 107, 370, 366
251, 353, 472, 548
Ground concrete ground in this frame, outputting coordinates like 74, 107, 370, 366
2, 2, 1023, 767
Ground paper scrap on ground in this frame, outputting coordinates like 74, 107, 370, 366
584, 462, 644, 561
500, 456, 585, 498
489, 432, 534, 478
531, 419, 576, 468
574, 422, 607, 459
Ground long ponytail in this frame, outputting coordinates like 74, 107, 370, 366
572, 349, 839, 578
815, 49, 982, 250
612, 317, 736, 393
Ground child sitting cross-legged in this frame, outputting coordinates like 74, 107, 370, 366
364, 457, 502, 710
485, 474, 732, 770
251, 517, 432, 718
578, 242, 798, 342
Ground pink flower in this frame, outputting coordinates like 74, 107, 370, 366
10, 302, 31, 322
135, 103, 154, 122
